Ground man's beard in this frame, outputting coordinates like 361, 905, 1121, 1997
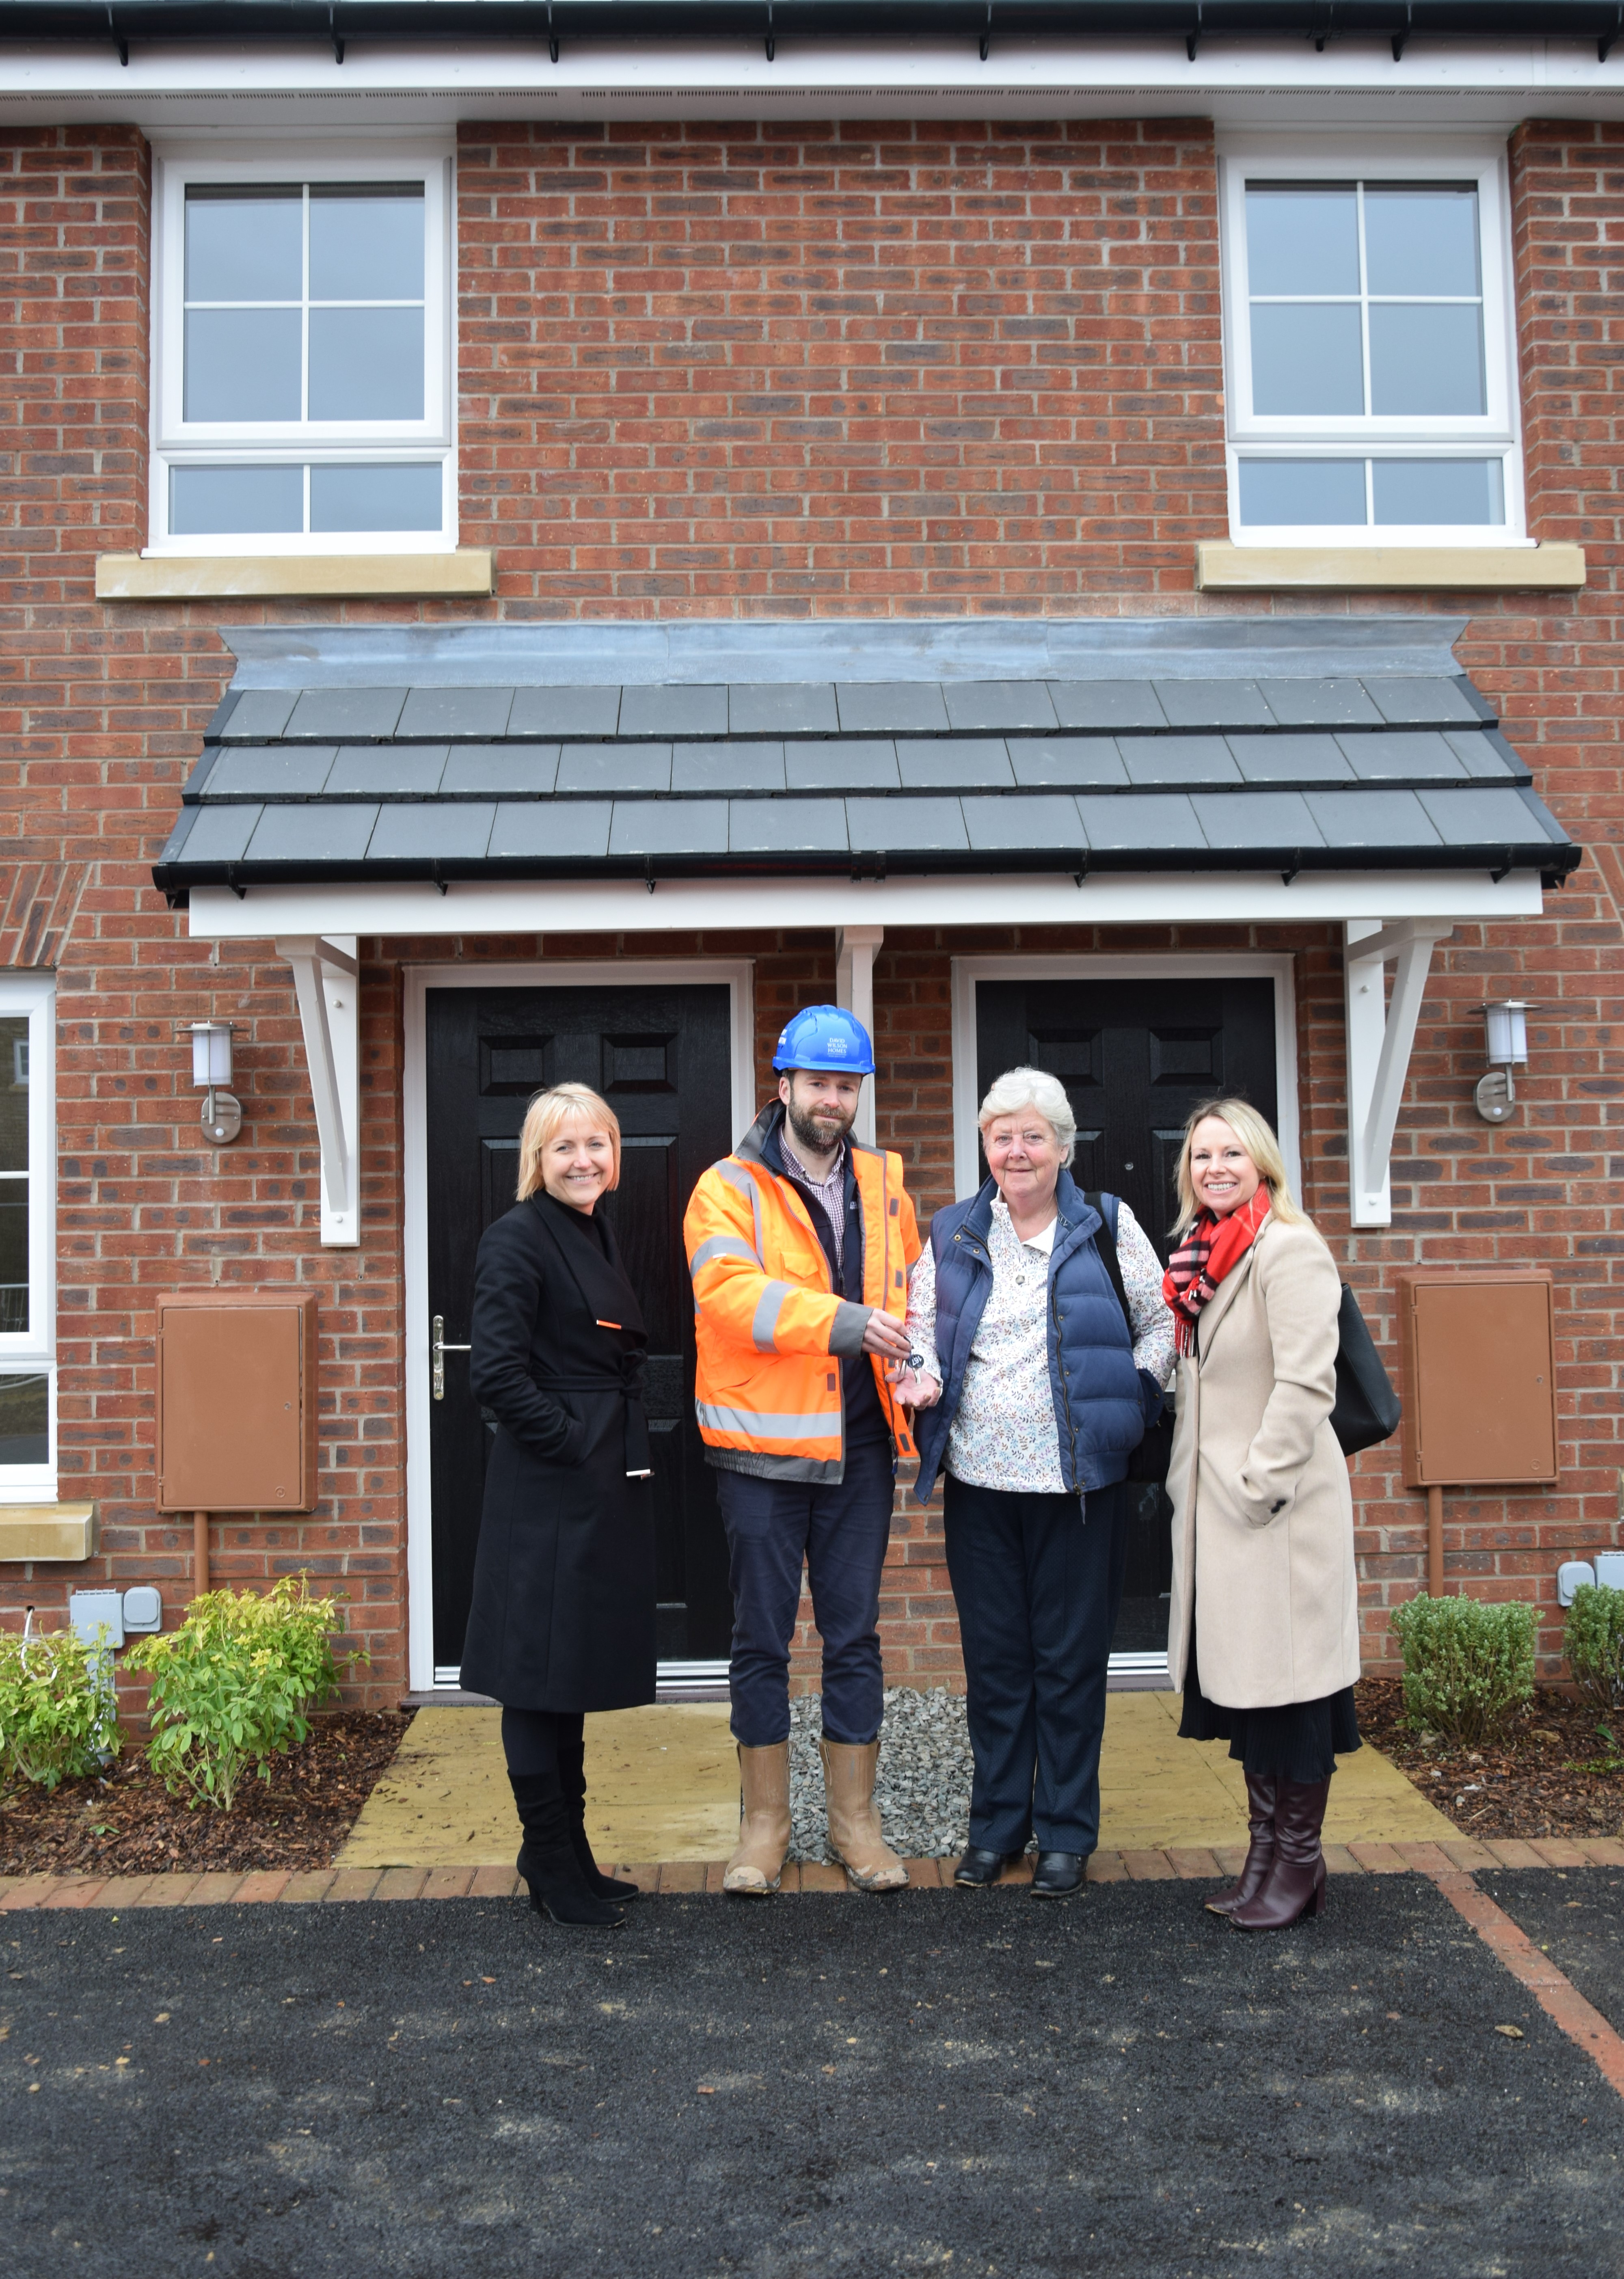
786, 1095, 854, 1157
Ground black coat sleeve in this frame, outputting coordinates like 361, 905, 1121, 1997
469, 1212, 586, 1465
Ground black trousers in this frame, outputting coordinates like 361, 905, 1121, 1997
942, 1474, 1129, 1856
500, 1706, 586, 1810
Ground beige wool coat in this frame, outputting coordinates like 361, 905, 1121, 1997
1165, 1213, 1360, 1709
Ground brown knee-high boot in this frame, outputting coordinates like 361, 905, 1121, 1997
1228, 1778, 1330, 1931
1205, 1771, 1277, 1918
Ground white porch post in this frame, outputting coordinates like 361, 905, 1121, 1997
834, 924, 884, 1146
276, 934, 361, 1249
1344, 919, 1454, 1227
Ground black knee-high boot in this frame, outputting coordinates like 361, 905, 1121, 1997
556, 1720, 639, 1900
501, 1709, 623, 1928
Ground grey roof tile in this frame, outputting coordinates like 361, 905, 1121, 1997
619, 685, 728, 739
1189, 790, 1326, 849
1118, 735, 1241, 787
962, 795, 1086, 852
729, 683, 838, 737
786, 742, 900, 792
203, 745, 336, 799
367, 803, 497, 860
846, 795, 968, 852
395, 687, 515, 741
1447, 728, 1523, 780
672, 741, 786, 793
1007, 737, 1127, 789
246, 803, 379, 862
1076, 793, 1206, 850
169, 803, 261, 862
836, 683, 952, 735
728, 799, 850, 854
1254, 678, 1384, 729
508, 687, 621, 739
943, 681, 1060, 732
1047, 681, 1167, 731
1226, 734, 1353, 785
1337, 732, 1464, 781
490, 801, 612, 860
609, 800, 731, 857
441, 744, 561, 797
1153, 678, 1274, 730
181, 746, 223, 799
1303, 790, 1442, 848
1362, 676, 1486, 726
283, 687, 407, 741
218, 689, 297, 742
898, 739, 1014, 790
157, 806, 199, 862
1417, 786, 1568, 846
557, 745, 672, 795
326, 744, 448, 797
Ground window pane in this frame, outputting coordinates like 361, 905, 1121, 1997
184, 309, 302, 422
1237, 459, 1368, 525
1250, 303, 1365, 416
309, 463, 441, 532
309, 186, 425, 302
1245, 185, 1359, 296
0, 1374, 48, 1464
1364, 188, 1481, 298
1372, 458, 1504, 524
1368, 303, 1486, 415
171, 464, 304, 536
307, 308, 425, 420
185, 187, 302, 303
0, 1188, 27, 1336
0, 1016, 26, 1175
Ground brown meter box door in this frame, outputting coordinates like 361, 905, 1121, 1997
1396, 1268, 1558, 1490
155, 1290, 319, 1512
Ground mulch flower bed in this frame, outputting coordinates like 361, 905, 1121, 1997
0, 1711, 407, 1879
1356, 1677, 1624, 1842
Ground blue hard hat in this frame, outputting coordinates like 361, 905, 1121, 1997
772, 1004, 875, 1076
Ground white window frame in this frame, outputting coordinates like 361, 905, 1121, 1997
149, 136, 456, 557
0, 974, 55, 1502
1218, 133, 1526, 549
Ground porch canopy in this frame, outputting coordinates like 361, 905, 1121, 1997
160, 615, 1580, 1237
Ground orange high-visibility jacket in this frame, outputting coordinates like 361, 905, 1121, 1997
684, 1104, 922, 1483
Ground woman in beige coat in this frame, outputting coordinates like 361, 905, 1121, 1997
1163, 1097, 1360, 1931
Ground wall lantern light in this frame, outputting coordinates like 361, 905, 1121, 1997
184, 1020, 241, 1144
1475, 998, 1535, 1125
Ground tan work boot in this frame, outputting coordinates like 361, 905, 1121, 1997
819, 1738, 909, 1892
723, 1742, 791, 1896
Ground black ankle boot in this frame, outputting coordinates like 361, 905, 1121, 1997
557, 1729, 639, 1900
508, 1772, 624, 1929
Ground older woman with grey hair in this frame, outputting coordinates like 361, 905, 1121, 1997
903, 1067, 1174, 1895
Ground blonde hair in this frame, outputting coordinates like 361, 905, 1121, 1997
1172, 1096, 1309, 1237
978, 1066, 1078, 1167
515, 1083, 621, 1202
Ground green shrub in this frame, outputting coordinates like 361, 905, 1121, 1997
0, 1622, 122, 1793
1564, 1583, 1624, 1715
1389, 1592, 1536, 1747
126, 1574, 365, 1811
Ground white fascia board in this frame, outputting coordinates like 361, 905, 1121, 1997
186, 867, 1546, 944
6, 36, 1624, 126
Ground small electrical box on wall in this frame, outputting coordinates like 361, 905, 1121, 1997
1396, 1268, 1558, 1489
155, 1290, 319, 1513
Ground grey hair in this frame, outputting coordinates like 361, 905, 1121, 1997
977, 1066, 1078, 1167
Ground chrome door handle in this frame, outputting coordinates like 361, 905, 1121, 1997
432, 1314, 471, 1401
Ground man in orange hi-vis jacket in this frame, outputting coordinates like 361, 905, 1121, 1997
684, 1004, 922, 1897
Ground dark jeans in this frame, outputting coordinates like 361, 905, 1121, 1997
943, 1473, 1129, 1856
714, 1438, 897, 1749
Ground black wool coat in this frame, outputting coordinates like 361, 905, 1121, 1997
459, 1190, 658, 1713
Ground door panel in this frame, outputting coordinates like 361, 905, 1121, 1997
426, 983, 735, 1677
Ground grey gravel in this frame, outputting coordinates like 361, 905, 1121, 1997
787, 1686, 981, 1861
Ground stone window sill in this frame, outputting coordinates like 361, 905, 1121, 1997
95, 551, 495, 601
1195, 541, 1586, 592
0, 1502, 98, 1562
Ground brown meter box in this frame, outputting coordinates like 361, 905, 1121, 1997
1396, 1268, 1558, 1490
155, 1290, 319, 1513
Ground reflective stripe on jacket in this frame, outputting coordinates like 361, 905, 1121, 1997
685, 1103, 922, 1483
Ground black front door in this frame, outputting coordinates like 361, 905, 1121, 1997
975, 973, 1281, 1656
425, 983, 736, 1679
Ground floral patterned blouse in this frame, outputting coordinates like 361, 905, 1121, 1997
905, 1195, 1175, 1495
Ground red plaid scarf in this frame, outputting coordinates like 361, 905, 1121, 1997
1162, 1187, 1272, 1354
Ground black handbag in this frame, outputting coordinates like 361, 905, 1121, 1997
1085, 1193, 1174, 1485
1330, 1281, 1402, 1457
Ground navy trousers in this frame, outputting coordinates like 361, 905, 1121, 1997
942, 1473, 1130, 1856
714, 1438, 897, 1748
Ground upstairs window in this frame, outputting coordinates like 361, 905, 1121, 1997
1220, 146, 1522, 544
0, 976, 53, 1499
151, 144, 454, 553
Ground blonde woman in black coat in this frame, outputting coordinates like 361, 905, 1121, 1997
461, 1082, 657, 1929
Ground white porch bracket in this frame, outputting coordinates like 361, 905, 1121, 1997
834, 924, 884, 1148
276, 934, 360, 1248
1344, 918, 1455, 1227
